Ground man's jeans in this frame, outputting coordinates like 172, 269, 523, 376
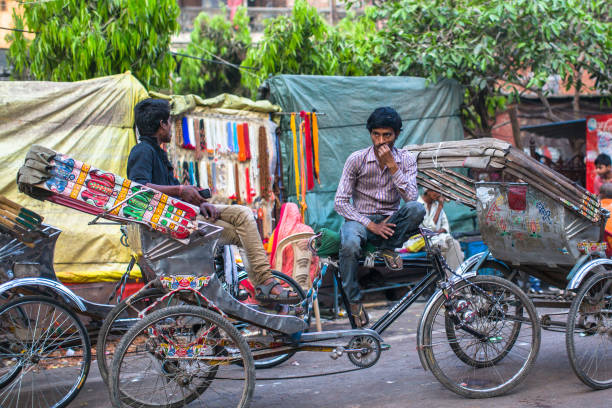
339, 201, 426, 303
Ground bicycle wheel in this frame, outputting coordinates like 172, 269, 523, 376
96, 288, 166, 385
420, 275, 540, 398
239, 271, 306, 369
110, 305, 255, 408
0, 296, 91, 408
566, 270, 612, 389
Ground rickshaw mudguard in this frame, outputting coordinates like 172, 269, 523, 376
200, 273, 308, 335
454, 251, 490, 277
0, 277, 87, 312
416, 271, 477, 371
566, 258, 612, 291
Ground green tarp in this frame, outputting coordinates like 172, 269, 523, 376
268, 75, 474, 232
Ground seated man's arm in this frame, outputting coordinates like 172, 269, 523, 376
334, 153, 371, 227
391, 151, 418, 202
439, 208, 450, 234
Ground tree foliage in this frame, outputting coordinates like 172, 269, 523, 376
366, 0, 612, 136
7, 0, 180, 90
241, 0, 378, 94
175, 7, 251, 97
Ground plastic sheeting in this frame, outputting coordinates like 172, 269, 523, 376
267, 75, 473, 231
0, 73, 148, 283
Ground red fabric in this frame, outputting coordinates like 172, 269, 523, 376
300, 111, 315, 190
269, 202, 318, 283
243, 123, 251, 160
245, 167, 253, 204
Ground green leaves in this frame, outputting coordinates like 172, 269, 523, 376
8, 0, 180, 90
241, 0, 380, 95
174, 6, 251, 98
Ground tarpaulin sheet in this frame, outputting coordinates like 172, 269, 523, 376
0, 72, 148, 283
268, 75, 473, 232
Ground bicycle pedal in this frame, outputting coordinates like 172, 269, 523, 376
381, 343, 391, 351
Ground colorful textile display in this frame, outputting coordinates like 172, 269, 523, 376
17, 145, 200, 243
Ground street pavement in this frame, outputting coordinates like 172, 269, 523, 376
71, 301, 611, 408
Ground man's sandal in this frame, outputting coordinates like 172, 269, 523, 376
350, 303, 370, 328
381, 249, 403, 271
255, 281, 301, 305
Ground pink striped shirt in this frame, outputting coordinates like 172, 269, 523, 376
334, 146, 418, 226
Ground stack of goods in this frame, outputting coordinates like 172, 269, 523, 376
407, 138, 602, 223
167, 113, 278, 238
17, 145, 200, 243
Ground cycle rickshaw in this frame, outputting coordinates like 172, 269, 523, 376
2, 144, 542, 407
412, 138, 612, 390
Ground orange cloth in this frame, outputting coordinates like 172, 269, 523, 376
601, 198, 612, 233
269, 202, 318, 284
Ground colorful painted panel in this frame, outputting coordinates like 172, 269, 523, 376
40, 153, 200, 242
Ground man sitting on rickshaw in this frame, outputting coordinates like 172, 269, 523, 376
127, 98, 298, 304
334, 107, 425, 327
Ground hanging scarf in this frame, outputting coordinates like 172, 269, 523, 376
199, 160, 208, 189
237, 123, 246, 161
243, 122, 251, 160
227, 122, 234, 153
300, 111, 315, 190
290, 113, 300, 204
175, 118, 183, 147
312, 112, 320, 184
199, 118, 207, 153
187, 116, 195, 150
207, 162, 214, 192
194, 118, 202, 160
188, 161, 196, 185
298, 121, 308, 219
258, 126, 269, 198
234, 163, 241, 203
232, 122, 239, 154
245, 167, 253, 204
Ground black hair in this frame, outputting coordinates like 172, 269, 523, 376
134, 98, 171, 138
595, 153, 612, 167
366, 107, 402, 135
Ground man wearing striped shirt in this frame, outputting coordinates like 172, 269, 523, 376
334, 107, 425, 327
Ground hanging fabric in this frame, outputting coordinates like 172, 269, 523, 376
298, 122, 308, 219
300, 111, 315, 190
243, 123, 252, 160
226, 160, 235, 198
199, 160, 208, 189
232, 122, 239, 154
227, 122, 234, 153
188, 161, 196, 185
312, 112, 320, 184
207, 162, 214, 192
194, 118, 202, 160
290, 113, 300, 204
187, 116, 196, 150
182, 161, 190, 185
175, 118, 183, 147
258, 126, 269, 198
237, 123, 246, 162
245, 167, 253, 204
234, 163, 241, 203
199, 118, 207, 154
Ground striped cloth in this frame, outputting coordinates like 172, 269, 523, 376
334, 146, 418, 226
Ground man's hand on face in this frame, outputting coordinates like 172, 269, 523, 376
367, 220, 396, 239
199, 202, 219, 221
437, 194, 446, 206
377, 144, 398, 173
180, 186, 205, 206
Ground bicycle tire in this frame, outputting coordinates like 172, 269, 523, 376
109, 305, 254, 408
566, 270, 612, 389
96, 287, 165, 385
0, 295, 91, 408
420, 275, 540, 398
